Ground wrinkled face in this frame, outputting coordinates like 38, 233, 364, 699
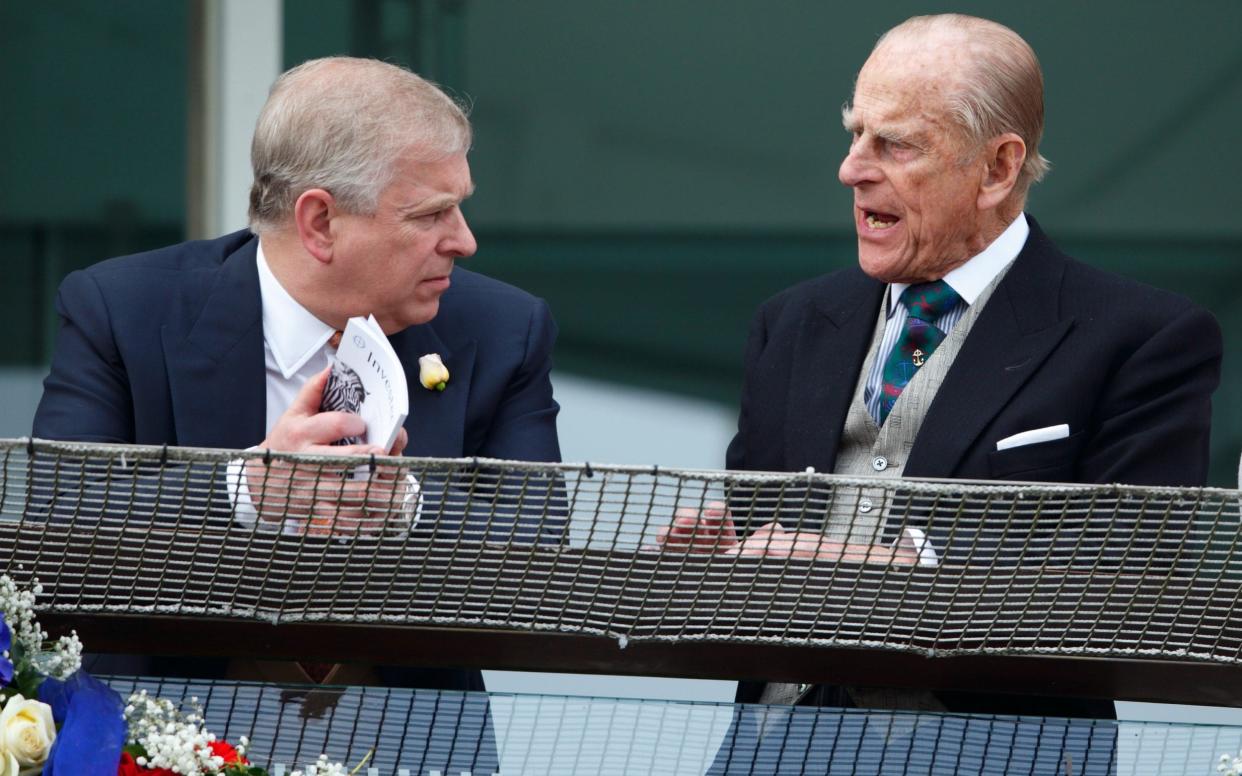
838, 47, 989, 284
329, 152, 477, 331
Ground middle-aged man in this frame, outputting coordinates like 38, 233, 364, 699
33, 57, 561, 702
669, 13, 1222, 733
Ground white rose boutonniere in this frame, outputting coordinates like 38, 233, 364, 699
418, 353, 450, 392
0, 695, 55, 775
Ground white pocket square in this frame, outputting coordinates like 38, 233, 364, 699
995, 424, 1070, 451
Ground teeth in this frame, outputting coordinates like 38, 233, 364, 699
866, 214, 897, 230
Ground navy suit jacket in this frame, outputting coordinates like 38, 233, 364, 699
33, 230, 563, 690
727, 218, 1222, 715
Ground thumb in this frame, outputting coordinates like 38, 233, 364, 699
288, 367, 332, 417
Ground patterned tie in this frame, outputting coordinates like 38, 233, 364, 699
876, 280, 962, 425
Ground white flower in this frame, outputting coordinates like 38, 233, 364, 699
0, 695, 56, 776
123, 691, 222, 775
418, 353, 450, 391
0, 752, 19, 776
290, 754, 350, 776
0, 576, 48, 667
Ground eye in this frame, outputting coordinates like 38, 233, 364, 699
881, 138, 918, 161
410, 209, 445, 224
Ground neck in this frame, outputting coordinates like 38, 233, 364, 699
258, 232, 345, 330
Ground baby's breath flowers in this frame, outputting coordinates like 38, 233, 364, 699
0, 575, 82, 682
290, 754, 350, 776
124, 690, 350, 775
124, 691, 228, 774
1221, 750, 1242, 776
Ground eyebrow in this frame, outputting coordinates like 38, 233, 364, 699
841, 108, 923, 148
401, 183, 476, 216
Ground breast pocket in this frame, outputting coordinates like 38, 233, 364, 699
987, 430, 1085, 481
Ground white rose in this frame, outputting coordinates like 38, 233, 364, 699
418, 353, 450, 391
0, 695, 56, 775
0, 752, 19, 776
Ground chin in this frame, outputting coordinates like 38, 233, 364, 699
857, 250, 905, 284
407, 300, 441, 327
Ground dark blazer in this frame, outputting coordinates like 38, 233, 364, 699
727, 218, 1222, 716
33, 230, 563, 690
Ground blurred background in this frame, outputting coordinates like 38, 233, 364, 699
3, 0, 1241, 721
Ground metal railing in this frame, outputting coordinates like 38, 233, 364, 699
3, 438, 1241, 706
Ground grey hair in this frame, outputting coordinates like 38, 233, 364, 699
248, 57, 472, 234
876, 15, 1051, 195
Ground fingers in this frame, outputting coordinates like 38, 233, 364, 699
388, 427, 408, 456
287, 367, 332, 417
297, 412, 368, 447
660, 512, 739, 552
303, 503, 390, 537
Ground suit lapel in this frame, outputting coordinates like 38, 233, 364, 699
162, 238, 266, 448
390, 324, 475, 457
905, 222, 1075, 477
784, 270, 885, 472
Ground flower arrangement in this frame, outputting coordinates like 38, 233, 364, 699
1222, 750, 1242, 776
0, 575, 352, 775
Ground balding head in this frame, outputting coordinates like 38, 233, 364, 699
871, 14, 1049, 196
248, 57, 472, 234
839, 14, 1044, 282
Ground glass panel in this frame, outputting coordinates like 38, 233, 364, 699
107, 677, 1242, 775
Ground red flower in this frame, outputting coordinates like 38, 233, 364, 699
117, 752, 177, 776
209, 739, 249, 765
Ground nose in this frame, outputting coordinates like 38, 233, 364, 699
441, 207, 478, 259
838, 140, 879, 188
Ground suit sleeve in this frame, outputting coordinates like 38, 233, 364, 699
475, 298, 561, 463
33, 270, 136, 442
1077, 304, 1221, 486
725, 303, 771, 472
31, 271, 233, 524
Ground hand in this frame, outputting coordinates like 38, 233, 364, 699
299, 459, 413, 537
245, 368, 411, 535
653, 500, 739, 553
723, 522, 918, 565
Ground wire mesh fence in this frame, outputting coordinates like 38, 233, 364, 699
101, 677, 1242, 776
3, 438, 1241, 667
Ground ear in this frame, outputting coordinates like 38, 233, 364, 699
292, 188, 337, 264
977, 133, 1026, 211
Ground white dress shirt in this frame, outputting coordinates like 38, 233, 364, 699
228, 243, 417, 532
255, 242, 340, 431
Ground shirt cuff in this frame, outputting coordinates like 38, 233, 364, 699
225, 449, 299, 535
897, 526, 939, 567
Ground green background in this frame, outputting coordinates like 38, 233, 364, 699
3, 0, 1240, 483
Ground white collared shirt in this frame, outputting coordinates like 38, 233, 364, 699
255, 243, 339, 432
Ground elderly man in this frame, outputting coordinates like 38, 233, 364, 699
34, 57, 560, 704
673, 14, 1221, 729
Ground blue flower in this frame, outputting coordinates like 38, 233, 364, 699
0, 612, 13, 685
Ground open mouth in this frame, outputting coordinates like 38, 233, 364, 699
863, 210, 899, 230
